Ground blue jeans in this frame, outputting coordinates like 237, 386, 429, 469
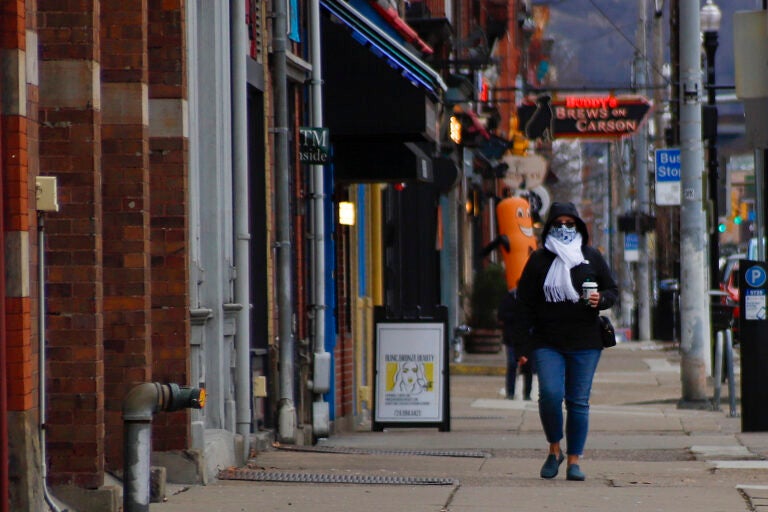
532, 346, 601, 456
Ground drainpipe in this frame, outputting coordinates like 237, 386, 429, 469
308, 0, 330, 437
273, 0, 298, 443
0, 127, 8, 512
123, 383, 205, 512
230, 0, 252, 460
37, 215, 65, 512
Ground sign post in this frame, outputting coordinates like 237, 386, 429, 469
739, 260, 768, 431
372, 306, 450, 432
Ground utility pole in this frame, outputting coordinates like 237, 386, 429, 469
635, 0, 651, 341
678, 0, 712, 405
652, 3, 665, 151
618, 141, 635, 331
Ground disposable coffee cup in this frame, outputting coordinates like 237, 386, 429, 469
582, 282, 598, 301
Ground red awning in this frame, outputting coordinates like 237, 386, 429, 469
369, 0, 434, 55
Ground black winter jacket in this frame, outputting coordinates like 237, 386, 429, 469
511, 202, 618, 358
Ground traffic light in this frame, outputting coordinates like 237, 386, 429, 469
732, 202, 750, 225
730, 189, 740, 222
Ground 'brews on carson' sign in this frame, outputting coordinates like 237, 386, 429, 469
518, 95, 652, 140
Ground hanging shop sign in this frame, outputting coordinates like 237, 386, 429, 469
299, 127, 331, 164
518, 95, 652, 140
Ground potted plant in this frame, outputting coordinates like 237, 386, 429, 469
465, 262, 508, 354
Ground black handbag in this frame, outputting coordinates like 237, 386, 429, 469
599, 316, 616, 348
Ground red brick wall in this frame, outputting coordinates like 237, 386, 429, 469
2, 0, 33, 417
38, 1, 105, 488
334, 225, 354, 420
147, 0, 190, 450
100, 0, 151, 471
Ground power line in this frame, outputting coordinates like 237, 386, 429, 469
492, 83, 671, 92
585, 0, 670, 85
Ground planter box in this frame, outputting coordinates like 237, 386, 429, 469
464, 328, 503, 354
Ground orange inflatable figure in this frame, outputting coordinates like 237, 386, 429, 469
496, 196, 538, 290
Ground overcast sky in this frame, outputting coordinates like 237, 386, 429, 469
542, 0, 761, 91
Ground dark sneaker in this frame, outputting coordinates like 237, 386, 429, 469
539, 451, 565, 479
566, 464, 586, 481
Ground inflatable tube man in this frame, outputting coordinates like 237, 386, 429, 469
496, 196, 538, 290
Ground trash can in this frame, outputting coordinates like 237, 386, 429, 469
655, 279, 680, 341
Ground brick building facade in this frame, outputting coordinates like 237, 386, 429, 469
3, 1, 194, 509
0, 0, 527, 509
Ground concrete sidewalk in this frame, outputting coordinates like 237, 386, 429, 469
150, 341, 768, 512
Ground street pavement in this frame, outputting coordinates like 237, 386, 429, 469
150, 340, 768, 512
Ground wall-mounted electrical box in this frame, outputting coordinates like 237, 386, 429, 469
312, 352, 331, 394
253, 375, 268, 398
35, 176, 59, 212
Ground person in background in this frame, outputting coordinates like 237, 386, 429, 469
498, 290, 533, 400
513, 202, 618, 482
495, 195, 538, 401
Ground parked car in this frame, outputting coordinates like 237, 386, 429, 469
718, 253, 744, 340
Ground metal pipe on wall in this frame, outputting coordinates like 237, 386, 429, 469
309, 0, 330, 437
0, 119, 8, 512
123, 383, 161, 512
273, 0, 298, 443
230, 0, 253, 459
38, 217, 65, 512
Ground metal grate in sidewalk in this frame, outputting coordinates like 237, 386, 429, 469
218, 467, 457, 485
277, 443, 489, 458
453, 415, 506, 420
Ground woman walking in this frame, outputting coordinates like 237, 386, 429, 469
513, 202, 618, 481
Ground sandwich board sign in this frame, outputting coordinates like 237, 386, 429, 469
372, 306, 450, 432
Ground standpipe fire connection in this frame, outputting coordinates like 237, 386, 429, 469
123, 382, 205, 512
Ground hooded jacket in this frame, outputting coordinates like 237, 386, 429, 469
512, 202, 618, 357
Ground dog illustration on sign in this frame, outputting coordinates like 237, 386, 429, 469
524, 95, 554, 141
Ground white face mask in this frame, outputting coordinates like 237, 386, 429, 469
549, 225, 578, 244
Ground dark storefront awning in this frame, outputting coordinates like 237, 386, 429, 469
320, 0, 446, 100
321, 0, 446, 142
333, 140, 433, 183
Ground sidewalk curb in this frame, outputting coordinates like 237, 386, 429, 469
449, 363, 505, 376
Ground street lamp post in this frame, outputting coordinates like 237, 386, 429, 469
701, 0, 722, 288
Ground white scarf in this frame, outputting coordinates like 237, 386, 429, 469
543, 233, 586, 302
